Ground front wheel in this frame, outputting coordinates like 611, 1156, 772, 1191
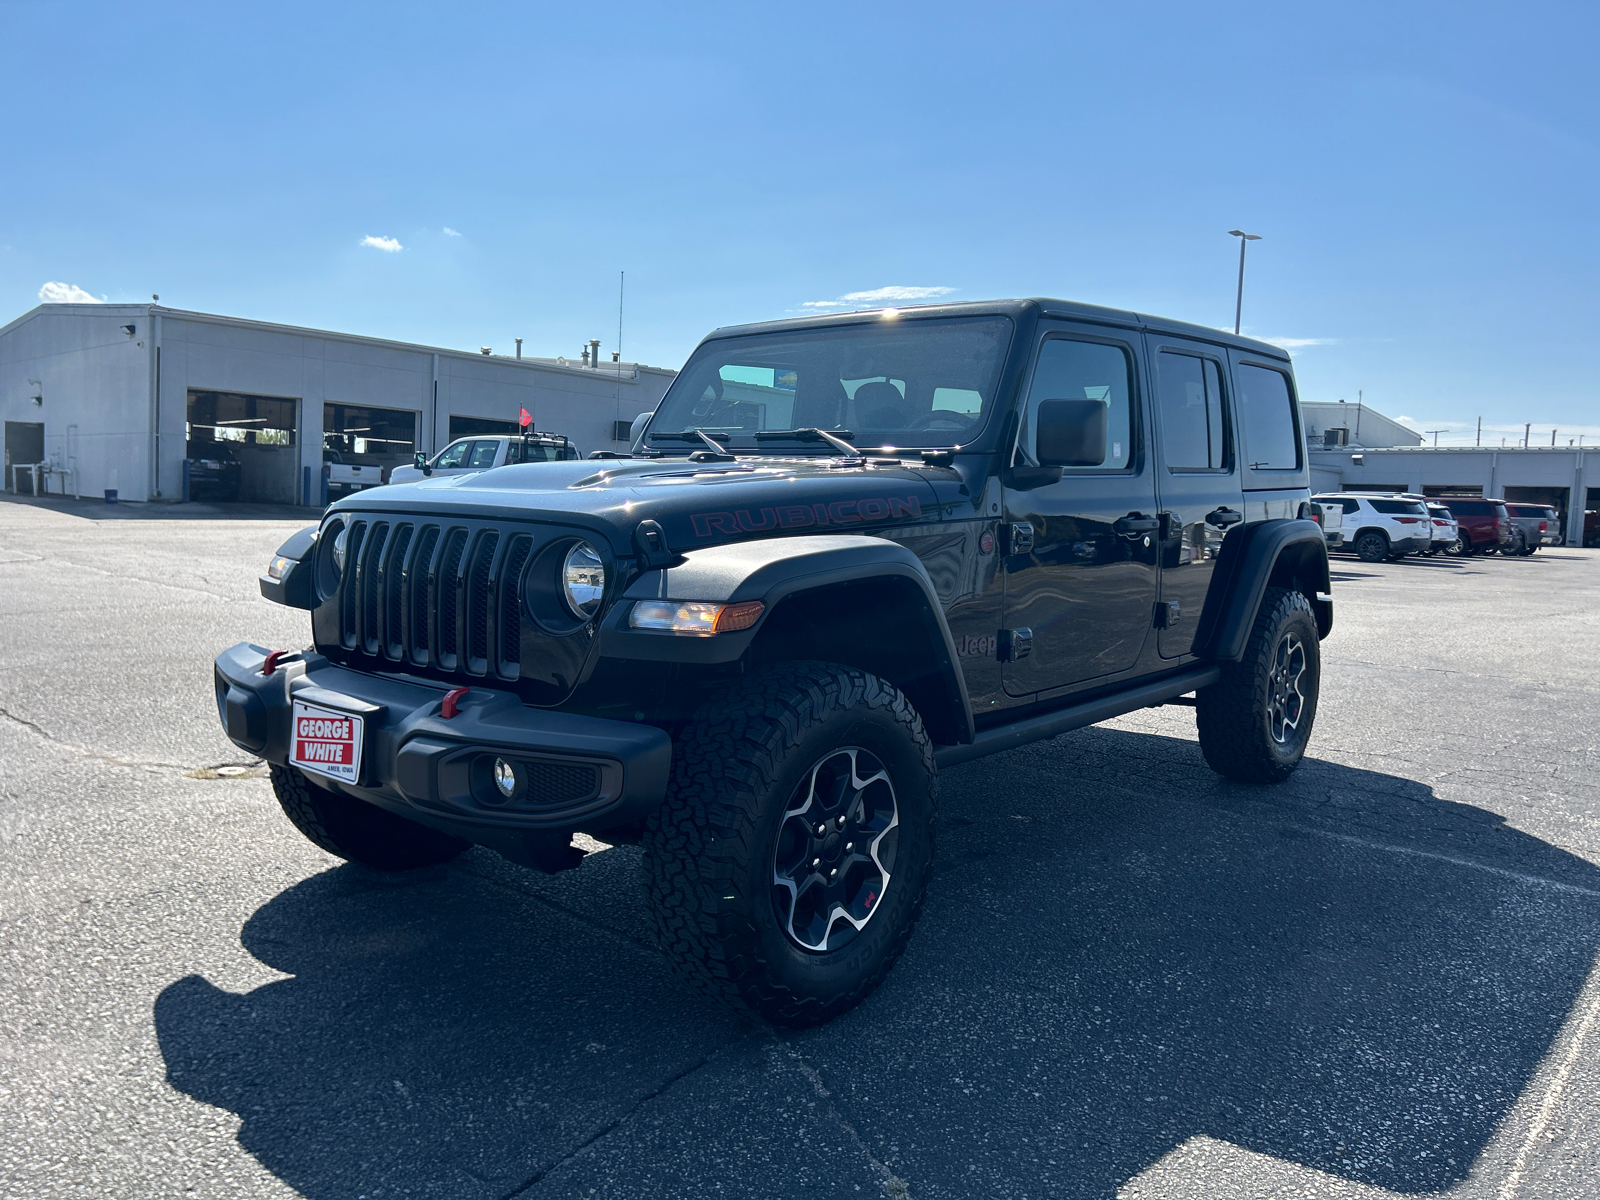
642, 662, 936, 1028
1196, 587, 1321, 784
269, 765, 470, 869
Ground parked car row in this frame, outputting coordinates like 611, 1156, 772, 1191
1311, 493, 1563, 562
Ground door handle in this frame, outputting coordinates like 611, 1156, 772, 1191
1205, 507, 1243, 528
1113, 513, 1160, 536
1000, 522, 1034, 556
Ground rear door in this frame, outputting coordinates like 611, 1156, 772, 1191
1147, 335, 1244, 658
1001, 322, 1159, 695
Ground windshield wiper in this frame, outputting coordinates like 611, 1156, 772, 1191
647, 430, 731, 443
753, 428, 858, 453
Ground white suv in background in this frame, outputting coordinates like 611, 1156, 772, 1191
1312, 493, 1433, 562
1424, 502, 1460, 554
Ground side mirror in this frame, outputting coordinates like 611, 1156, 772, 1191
414, 451, 433, 476
1035, 399, 1107, 467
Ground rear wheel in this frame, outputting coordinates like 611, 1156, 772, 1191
642, 661, 936, 1027
1446, 536, 1469, 556
269, 764, 470, 869
1196, 587, 1320, 784
1354, 531, 1388, 562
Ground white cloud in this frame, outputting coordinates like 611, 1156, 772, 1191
801, 285, 957, 311
1260, 336, 1337, 349
39, 281, 102, 304
360, 235, 403, 252
840, 285, 956, 303
442, 227, 461, 237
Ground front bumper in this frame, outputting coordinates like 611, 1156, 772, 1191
213, 643, 672, 850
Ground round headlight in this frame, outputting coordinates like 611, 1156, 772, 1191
330, 524, 348, 575
561, 541, 606, 619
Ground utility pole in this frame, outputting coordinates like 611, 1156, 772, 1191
1476, 417, 1482, 447
1524, 422, 1531, 448
1426, 429, 1447, 447
1228, 230, 1261, 335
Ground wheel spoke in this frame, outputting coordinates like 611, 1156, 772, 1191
771, 747, 897, 952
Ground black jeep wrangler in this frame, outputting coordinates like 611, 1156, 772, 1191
215, 299, 1331, 1027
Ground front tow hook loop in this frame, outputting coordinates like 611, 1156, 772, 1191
261, 649, 291, 677
441, 687, 470, 719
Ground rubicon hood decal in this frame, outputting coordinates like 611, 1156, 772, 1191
691, 495, 925, 538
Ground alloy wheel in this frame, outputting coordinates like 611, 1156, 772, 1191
1267, 633, 1308, 745
771, 748, 899, 952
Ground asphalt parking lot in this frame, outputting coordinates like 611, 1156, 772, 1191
4, 494, 1600, 1200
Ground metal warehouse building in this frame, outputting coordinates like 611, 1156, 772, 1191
1303, 400, 1596, 546
0, 302, 676, 504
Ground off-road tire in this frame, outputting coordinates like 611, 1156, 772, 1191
642, 661, 936, 1028
1354, 531, 1388, 562
269, 764, 470, 869
1196, 587, 1320, 784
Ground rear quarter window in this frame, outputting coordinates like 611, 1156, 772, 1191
1370, 499, 1427, 515
1235, 363, 1301, 471
1445, 500, 1489, 516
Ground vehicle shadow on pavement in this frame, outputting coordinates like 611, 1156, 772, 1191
154, 728, 1600, 1198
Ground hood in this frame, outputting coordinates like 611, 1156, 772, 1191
335, 456, 972, 555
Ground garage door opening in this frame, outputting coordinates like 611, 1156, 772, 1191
4, 421, 45, 493
1504, 486, 1571, 539
186, 391, 298, 504
323, 405, 418, 492
449, 415, 521, 440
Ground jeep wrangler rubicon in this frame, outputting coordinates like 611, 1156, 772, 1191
215, 299, 1331, 1027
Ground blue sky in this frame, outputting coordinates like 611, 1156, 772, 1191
3, 0, 1595, 445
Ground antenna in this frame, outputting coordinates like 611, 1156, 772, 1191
615, 270, 625, 441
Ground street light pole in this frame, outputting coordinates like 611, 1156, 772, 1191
1228, 230, 1261, 335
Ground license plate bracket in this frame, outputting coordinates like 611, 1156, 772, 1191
291, 698, 364, 783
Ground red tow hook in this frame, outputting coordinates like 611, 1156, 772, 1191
441, 687, 471, 719
261, 650, 291, 677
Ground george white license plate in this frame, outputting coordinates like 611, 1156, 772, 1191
290, 698, 364, 783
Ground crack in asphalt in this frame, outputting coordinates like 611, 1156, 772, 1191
0, 704, 194, 771
497, 1039, 754, 1199
781, 1042, 914, 1198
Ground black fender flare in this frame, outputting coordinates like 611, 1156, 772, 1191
257, 525, 319, 609
599, 534, 974, 744
1191, 518, 1331, 662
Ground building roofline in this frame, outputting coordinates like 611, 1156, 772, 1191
0, 303, 676, 380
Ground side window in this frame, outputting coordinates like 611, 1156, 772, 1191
467, 440, 500, 468
1018, 337, 1133, 470
1156, 352, 1230, 470
504, 440, 522, 465
434, 439, 471, 469
1236, 363, 1301, 470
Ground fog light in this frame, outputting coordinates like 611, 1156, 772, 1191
493, 757, 517, 799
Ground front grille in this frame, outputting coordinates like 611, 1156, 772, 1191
334, 519, 529, 681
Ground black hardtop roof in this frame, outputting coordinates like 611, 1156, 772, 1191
707, 298, 1290, 361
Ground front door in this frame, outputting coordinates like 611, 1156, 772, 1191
1001, 325, 1159, 696
1147, 335, 1245, 657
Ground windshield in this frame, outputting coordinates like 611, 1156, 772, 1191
646, 315, 1014, 451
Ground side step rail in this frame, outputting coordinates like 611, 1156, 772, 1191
932, 664, 1221, 770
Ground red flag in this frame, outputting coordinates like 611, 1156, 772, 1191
518, 407, 532, 427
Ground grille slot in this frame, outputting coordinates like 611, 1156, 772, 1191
408, 525, 440, 663
435, 529, 469, 669
339, 521, 366, 648
498, 536, 533, 673
359, 523, 389, 654
382, 524, 413, 660
465, 531, 500, 674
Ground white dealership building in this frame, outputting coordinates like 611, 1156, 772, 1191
0, 302, 676, 505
